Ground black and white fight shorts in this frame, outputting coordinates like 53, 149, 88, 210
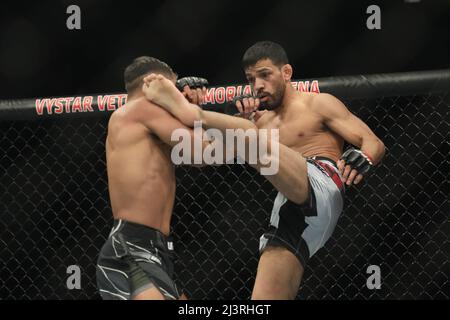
259, 157, 345, 268
96, 219, 181, 300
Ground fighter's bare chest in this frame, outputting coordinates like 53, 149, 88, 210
257, 112, 322, 147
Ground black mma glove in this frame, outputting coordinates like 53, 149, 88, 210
176, 76, 209, 91
340, 148, 374, 176
226, 94, 258, 116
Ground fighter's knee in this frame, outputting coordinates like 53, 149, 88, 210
288, 185, 309, 205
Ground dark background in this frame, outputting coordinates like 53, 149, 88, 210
0, 0, 449, 300
1, 0, 449, 100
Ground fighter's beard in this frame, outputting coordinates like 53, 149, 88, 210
260, 92, 283, 110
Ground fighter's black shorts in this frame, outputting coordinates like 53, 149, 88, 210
259, 157, 345, 268
96, 219, 180, 300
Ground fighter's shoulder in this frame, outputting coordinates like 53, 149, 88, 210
108, 99, 164, 134
131, 97, 156, 112
308, 92, 341, 106
108, 105, 127, 126
307, 92, 346, 116
129, 97, 172, 121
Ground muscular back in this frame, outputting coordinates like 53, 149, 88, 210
256, 92, 344, 162
106, 98, 176, 235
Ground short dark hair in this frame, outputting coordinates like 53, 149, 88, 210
242, 41, 289, 69
124, 56, 175, 93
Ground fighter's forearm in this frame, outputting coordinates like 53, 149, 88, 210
184, 132, 232, 167
199, 110, 257, 133
180, 110, 263, 167
360, 136, 385, 165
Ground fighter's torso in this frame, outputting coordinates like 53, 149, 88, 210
106, 99, 175, 235
256, 92, 344, 162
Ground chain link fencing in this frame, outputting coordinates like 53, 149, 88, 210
0, 86, 448, 300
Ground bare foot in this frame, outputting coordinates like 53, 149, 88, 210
142, 74, 200, 127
